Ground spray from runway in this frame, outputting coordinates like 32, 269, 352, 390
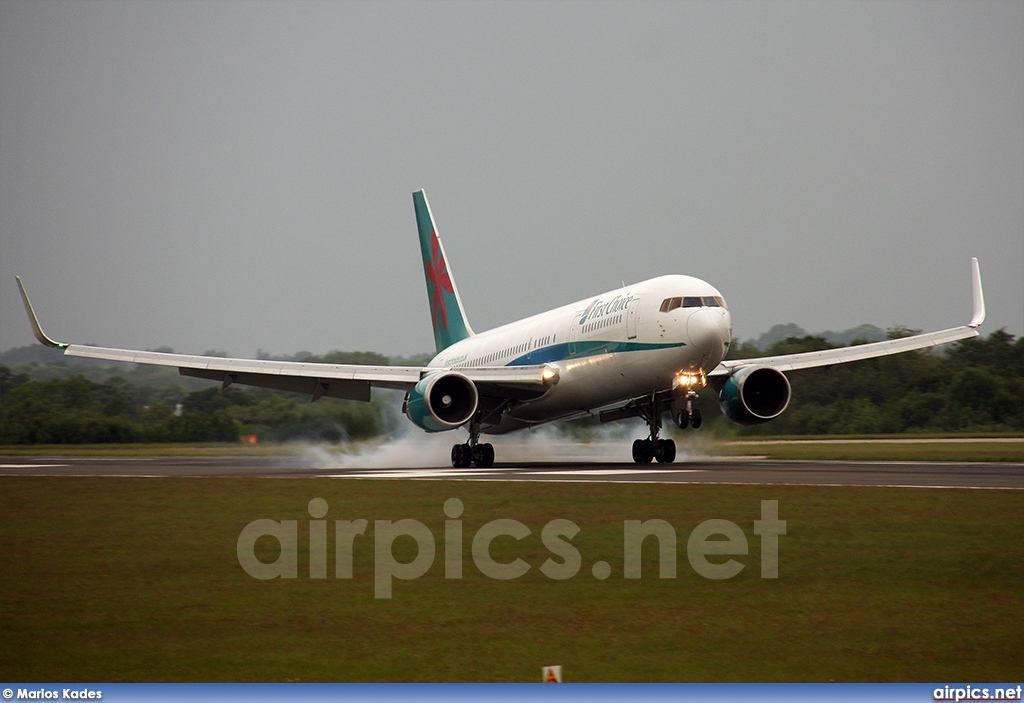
297, 401, 718, 469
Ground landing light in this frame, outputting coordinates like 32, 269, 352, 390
673, 370, 706, 389
542, 366, 559, 384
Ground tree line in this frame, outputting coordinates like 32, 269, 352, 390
0, 330, 1020, 445
0, 351, 399, 445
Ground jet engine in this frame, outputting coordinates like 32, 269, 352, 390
719, 365, 791, 425
405, 372, 479, 432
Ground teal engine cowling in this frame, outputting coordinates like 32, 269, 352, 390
405, 372, 479, 432
719, 365, 791, 425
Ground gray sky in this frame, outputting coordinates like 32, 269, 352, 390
2, 0, 1021, 358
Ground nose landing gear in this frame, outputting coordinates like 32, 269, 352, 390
674, 389, 702, 429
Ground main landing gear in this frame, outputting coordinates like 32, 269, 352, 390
451, 418, 494, 468
630, 379, 703, 464
631, 397, 676, 464
451, 441, 494, 468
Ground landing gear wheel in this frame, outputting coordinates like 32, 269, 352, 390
632, 438, 654, 464
690, 408, 702, 429
451, 444, 472, 468
473, 443, 495, 468
655, 438, 676, 464
675, 410, 689, 429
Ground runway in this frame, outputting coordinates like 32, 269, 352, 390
1, 455, 1022, 489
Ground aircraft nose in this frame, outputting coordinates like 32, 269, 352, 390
686, 308, 730, 362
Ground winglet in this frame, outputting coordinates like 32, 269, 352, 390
15, 276, 68, 349
969, 257, 985, 329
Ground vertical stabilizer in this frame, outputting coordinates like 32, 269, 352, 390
414, 190, 474, 353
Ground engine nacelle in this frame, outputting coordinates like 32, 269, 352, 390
405, 372, 479, 433
719, 365, 791, 425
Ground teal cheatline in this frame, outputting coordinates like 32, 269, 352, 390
414, 190, 474, 353
507, 340, 687, 366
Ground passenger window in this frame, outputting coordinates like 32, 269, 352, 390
683, 296, 702, 308
703, 296, 719, 307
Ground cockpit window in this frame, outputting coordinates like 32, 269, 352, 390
660, 297, 683, 312
661, 295, 729, 312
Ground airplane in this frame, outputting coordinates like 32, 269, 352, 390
16, 190, 986, 468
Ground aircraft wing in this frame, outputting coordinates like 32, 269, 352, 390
709, 257, 986, 377
15, 277, 554, 402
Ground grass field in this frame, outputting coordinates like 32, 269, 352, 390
1, 477, 1021, 682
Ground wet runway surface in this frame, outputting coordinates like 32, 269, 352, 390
1, 455, 1022, 489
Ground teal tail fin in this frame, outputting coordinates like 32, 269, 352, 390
413, 190, 474, 353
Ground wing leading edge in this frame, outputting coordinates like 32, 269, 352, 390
710, 258, 986, 377
14, 276, 553, 402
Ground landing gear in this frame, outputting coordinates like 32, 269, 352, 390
627, 375, 705, 464
632, 438, 653, 464
631, 394, 677, 465
675, 407, 701, 429
451, 443, 472, 468
451, 418, 494, 468
673, 386, 702, 429
632, 438, 676, 464
452, 440, 494, 468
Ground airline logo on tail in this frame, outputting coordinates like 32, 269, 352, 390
424, 228, 454, 332
414, 190, 473, 353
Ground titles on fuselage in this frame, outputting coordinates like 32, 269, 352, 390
579, 293, 634, 326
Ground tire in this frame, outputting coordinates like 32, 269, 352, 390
452, 444, 472, 468
675, 410, 689, 429
633, 438, 654, 464
474, 443, 495, 468
656, 438, 676, 464
691, 408, 702, 429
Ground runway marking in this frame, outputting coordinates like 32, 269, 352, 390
527, 468, 704, 476
369, 477, 1024, 490
0, 464, 69, 469
322, 467, 707, 479
324, 468, 517, 479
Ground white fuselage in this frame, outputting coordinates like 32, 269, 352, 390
428, 275, 732, 433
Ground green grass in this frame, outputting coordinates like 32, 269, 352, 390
1, 478, 1021, 681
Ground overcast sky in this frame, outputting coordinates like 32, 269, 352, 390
2, 0, 1021, 359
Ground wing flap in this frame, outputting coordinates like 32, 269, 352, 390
180, 368, 372, 402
